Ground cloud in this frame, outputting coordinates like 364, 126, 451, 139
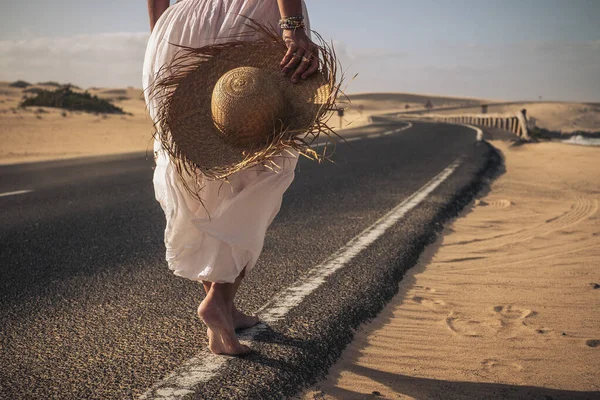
0, 32, 149, 88
333, 39, 600, 101
0, 33, 598, 102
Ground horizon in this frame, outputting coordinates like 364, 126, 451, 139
1, 0, 599, 102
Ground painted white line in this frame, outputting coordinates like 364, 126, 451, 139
462, 124, 483, 141
0, 190, 33, 198
309, 142, 328, 148
139, 156, 463, 400
367, 133, 382, 139
382, 122, 413, 136
345, 137, 362, 142
394, 122, 413, 133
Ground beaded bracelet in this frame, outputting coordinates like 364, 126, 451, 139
278, 15, 305, 30
279, 22, 305, 30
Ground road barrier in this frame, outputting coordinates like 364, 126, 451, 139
402, 109, 529, 140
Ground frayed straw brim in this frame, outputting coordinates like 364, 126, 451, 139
147, 19, 342, 200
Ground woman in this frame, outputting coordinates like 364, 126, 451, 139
144, 0, 322, 356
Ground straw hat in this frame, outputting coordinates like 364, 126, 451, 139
149, 21, 340, 186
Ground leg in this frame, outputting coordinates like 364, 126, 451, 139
197, 281, 251, 356
203, 269, 260, 330
229, 268, 260, 330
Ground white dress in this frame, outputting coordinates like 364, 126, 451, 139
143, 0, 310, 283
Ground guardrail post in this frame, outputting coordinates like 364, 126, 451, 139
517, 109, 529, 139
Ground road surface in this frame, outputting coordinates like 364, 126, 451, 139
0, 121, 497, 399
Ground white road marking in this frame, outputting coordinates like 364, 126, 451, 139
462, 124, 483, 141
345, 137, 361, 142
394, 122, 413, 133
310, 122, 414, 147
0, 190, 33, 198
139, 155, 463, 400
383, 122, 413, 135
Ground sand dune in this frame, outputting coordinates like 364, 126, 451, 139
1, 81, 598, 164
0, 82, 153, 164
431, 101, 600, 133
302, 141, 600, 399
337, 92, 489, 130
338, 93, 599, 134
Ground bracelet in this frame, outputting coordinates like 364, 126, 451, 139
280, 22, 305, 30
278, 15, 305, 30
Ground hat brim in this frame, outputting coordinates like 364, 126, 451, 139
150, 23, 338, 182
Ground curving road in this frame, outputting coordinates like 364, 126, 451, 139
0, 121, 497, 399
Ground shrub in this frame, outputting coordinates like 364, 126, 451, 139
37, 81, 62, 87
10, 80, 31, 88
23, 87, 44, 94
20, 86, 124, 114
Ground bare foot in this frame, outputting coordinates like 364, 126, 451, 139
232, 306, 260, 330
198, 294, 251, 356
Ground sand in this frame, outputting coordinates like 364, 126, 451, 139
2, 81, 597, 164
0, 84, 494, 164
431, 102, 600, 134
302, 140, 600, 399
0, 82, 154, 164
338, 92, 488, 131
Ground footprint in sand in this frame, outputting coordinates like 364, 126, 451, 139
488, 199, 513, 208
414, 285, 437, 293
493, 305, 536, 320
492, 305, 545, 339
411, 296, 447, 313
445, 313, 484, 337
481, 358, 523, 372
444, 312, 502, 337
585, 339, 600, 348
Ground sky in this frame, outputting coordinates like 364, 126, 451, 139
1, 0, 599, 101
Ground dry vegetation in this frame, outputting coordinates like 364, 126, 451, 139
0, 81, 153, 164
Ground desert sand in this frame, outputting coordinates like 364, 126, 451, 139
1, 81, 598, 163
302, 140, 600, 399
338, 92, 488, 130
429, 101, 600, 134
0, 84, 488, 165
0, 82, 154, 164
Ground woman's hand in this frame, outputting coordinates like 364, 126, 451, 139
280, 29, 320, 84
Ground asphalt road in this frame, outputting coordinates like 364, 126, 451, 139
0, 121, 497, 399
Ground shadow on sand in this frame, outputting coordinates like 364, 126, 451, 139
318, 364, 599, 400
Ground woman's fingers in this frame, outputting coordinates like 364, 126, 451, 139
280, 41, 298, 68
291, 51, 314, 83
301, 55, 320, 80
281, 48, 305, 78
280, 32, 322, 83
